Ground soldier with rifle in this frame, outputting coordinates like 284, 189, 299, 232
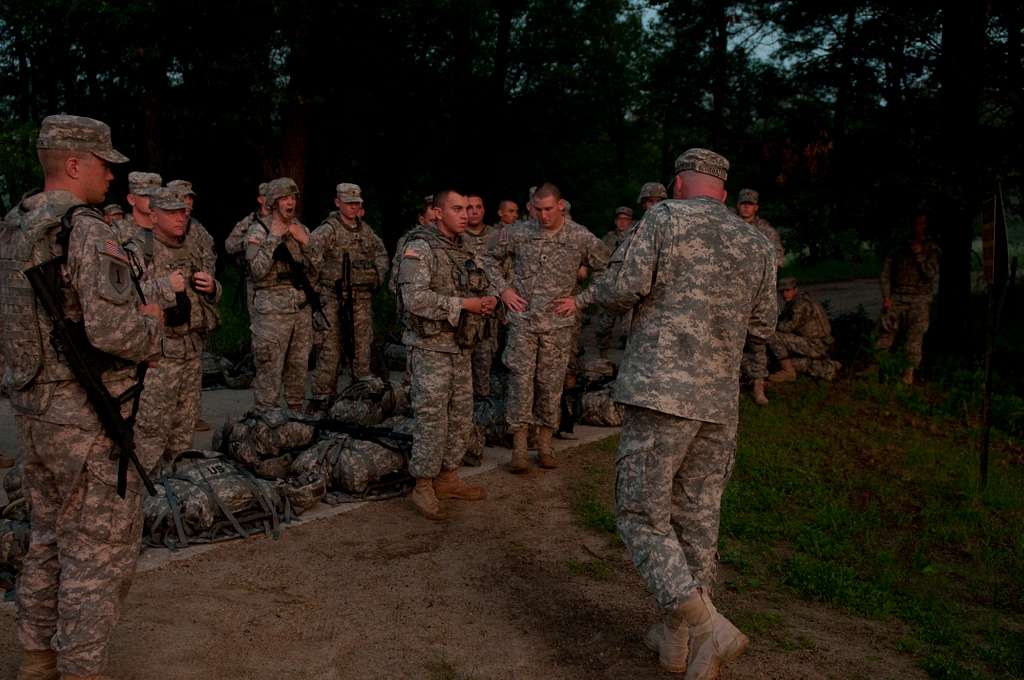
1, 115, 163, 680
308, 183, 389, 412
245, 177, 322, 413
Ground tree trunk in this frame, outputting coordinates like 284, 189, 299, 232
934, 0, 988, 350
709, 0, 728, 150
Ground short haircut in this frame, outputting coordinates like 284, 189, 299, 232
498, 199, 517, 210
37, 148, 75, 179
433, 189, 465, 209
466, 192, 484, 201
532, 182, 561, 202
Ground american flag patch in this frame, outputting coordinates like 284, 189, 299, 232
403, 248, 420, 259
100, 240, 129, 263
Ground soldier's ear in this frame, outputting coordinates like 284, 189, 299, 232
64, 155, 81, 180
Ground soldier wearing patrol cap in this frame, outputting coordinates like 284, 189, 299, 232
114, 170, 161, 245
2, 114, 162, 680
594, 206, 636, 359
554, 147, 775, 677
736, 188, 784, 267
132, 187, 221, 474
245, 177, 317, 412
308, 182, 389, 409
102, 203, 125, 225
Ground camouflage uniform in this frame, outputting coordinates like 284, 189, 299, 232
1, 116, 161, 677
397, 226, 492, 478
766, 290, 832, 361
876, 240, 941, 368
130, 189, 221, 472
463, 223, 502, 397
594, 213, 634, 358
484, 218, 608, 430
575, 150, 777, 609
309, 186, 389, 394
245, 206, 316, 411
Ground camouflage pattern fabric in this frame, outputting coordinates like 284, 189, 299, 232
464, 224, 502, 397
473, 395, 511, 447
293, 435, 406, 496
5, 184, 161, 677
135, 355, 202, 472
580, 384, 623, 426
877, 240, 940, 369
503, 324, 576, 430
751, 216, 784, 267
615, 405, 737, 608
327, 379, 410, 425
225, 212, 258, 256
791, 357, 841, 381
221, 409, 315, 471
407, 347, 473, 478
576, 197, 777, 426
876, 298, 932, 368
246, 218, 315, 410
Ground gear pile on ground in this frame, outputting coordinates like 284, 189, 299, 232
201, 351, 256, 389
214, 407, 317, 478
327, 376, 409, 425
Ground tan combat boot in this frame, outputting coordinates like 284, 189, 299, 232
644, 606, 689, 673
434, 469, 486, 500
509, 428, 529, 473
751, 379, 769, 406
901, 367, 914, 385
410, 477, 448, 521
679, 590, 749, 680
767, 358, 797, 383
536, 426, 558, 469
17, 650, 58, 680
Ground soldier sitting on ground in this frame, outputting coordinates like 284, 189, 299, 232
767, 277, 839, 383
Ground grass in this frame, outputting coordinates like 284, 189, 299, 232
780, 251, 883, 284
207, 262, 251, 358
567, 377, 1024, 679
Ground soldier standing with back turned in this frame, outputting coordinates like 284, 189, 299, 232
2, 115, 162, 680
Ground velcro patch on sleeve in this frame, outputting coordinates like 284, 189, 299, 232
97, 239, 129, 264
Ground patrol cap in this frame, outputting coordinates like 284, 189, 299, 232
336, 183, 363, 203
636, 182, 668, 203
167, 179, 196, 196
103, 203, 124, 216
674, 148, 729, 181
615, 206, 634, 219
36, 114, 129, 164
778, 276, 797, 291
738, 188, 759, 205
128, 171, 162, 196
265, 177, 299, 204
150, 187, 189, 211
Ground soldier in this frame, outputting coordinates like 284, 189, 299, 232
102, 203, 124, 225
554, 148, 775, 677
166, 179, 218, 431
736, 189, 782, 407
396, 189, 496, 520
388, 194, 434, 296
308, 183, 389, 408
463, 193, 501, 398
225, 182, 270, 257
496, 199, 519, 225
876, 212, 940, 384
484, 182, 609, 471
637, 181, 668, 213
113, 170, 161, 243
767, 277, 834, 381
245, 177, 317, 412
594, 206, 635, 359
132, 188, 221, 472
2, 115, 162, 680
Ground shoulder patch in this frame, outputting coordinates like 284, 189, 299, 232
248, 237, 262, 245
97, 239, 129, 264
403, 248, 420, 259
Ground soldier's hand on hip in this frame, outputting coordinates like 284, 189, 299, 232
552, 297, 577, 317
501, 287, 528, 313
192, 271, 215, 294
168, 270, 187, 292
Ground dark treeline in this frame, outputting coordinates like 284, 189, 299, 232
0, 0, 1019, 346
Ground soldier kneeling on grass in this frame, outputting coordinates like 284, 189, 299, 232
767, 277, 840, 382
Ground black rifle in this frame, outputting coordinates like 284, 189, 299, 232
273, 242, 330, 330
24, 228, 157, 498
335, 252, 356, 364
291, 416, 413, 455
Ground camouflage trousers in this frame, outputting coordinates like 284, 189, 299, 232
876, 296, 931, 368
503, 324, 575, 430
251, 309, 312, 411
740, 335, 768, 380
615, 405, 737, 611
471, 319, 499, 397
310, 291, 373, 399
135, 350, 201, 473
15, 408, 144, 677
408, 346, 473, 478
594, 308, 632, 358
766, 332, 829, 361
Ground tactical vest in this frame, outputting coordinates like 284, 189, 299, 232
317, 214, 380, 290
250, 221, 307, 291
0, 192, 88, 391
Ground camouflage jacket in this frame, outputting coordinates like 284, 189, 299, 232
577, 197, 777, 426
602, 227, 630, 255
0, 190, 160, 422
397, 226, 494, 353
483, 218, 609, 332
309, 212, 389, 296
777, 291, 831, 341
245, 218, 316, 314
750, 216, 784, 268
881, 240, 941, 300
186, 216, 217, 274
226, 211, 259, 256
